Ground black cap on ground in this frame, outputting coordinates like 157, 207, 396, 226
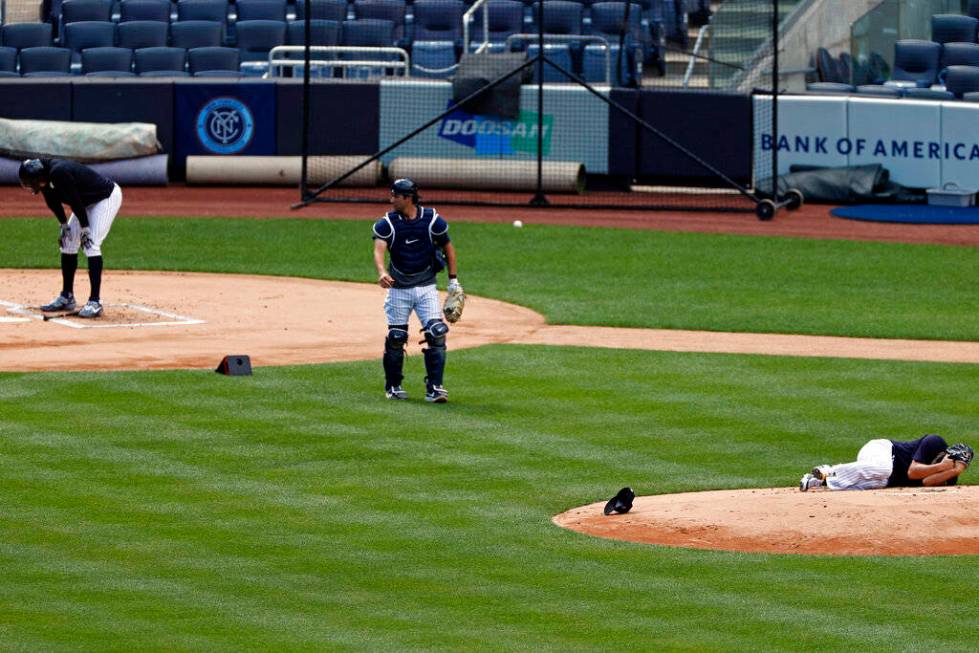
603, 486, 635, 515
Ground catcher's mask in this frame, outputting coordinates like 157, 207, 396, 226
390, 178, 420, 203
603, 487, 635, 515
19, 158, 47, 194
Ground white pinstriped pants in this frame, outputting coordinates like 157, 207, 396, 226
825, 439, 894, 490
60, 183, 122, 257
384, 284, 442, 326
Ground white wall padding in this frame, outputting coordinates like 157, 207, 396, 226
185, 156, 382, 186
388, 157, 585, 193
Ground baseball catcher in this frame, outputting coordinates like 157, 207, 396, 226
800, 434, 972, 491
372, 178, 461, 404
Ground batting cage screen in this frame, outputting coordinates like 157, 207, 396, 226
294, 0, 799, 218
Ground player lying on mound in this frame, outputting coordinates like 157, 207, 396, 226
800, 434, 972, 491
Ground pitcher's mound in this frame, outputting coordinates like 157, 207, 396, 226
554, 486, 979, 556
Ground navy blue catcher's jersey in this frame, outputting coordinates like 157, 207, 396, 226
372, 207, 451, 288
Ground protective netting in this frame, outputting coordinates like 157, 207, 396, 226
299, 0, 788, 214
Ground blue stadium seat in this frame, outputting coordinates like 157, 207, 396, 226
412, 0, 465, 49
855, 84, 902, 97
583, 42, 633, 83
805, 82, 854, 95
903, 87, 954, 100
530, 0, 582, 35
891, 39, 941, 87
294, 0, 348, 22
170, 20, 223, 48
234, 19, 287, 62
19, 46, 72, 76
590, 2, 643, 44
944, 64, 979, 98
941, 41, 979, 70
64, 21, 117, 63
815, 47, 845, 83
931, 14, 978, 46
1, 23, 54, 51
61, 0, 114, 25
526, 42, 572, 82
354, 0, 407, 48
134, 45, 188, 74
188, 44, 240, 74
120, 0, 171, 22
177, 0, 228, 23
0, 46, 17, 72
969, 0, 979, 20
286, 18, 340, 45
411, 39, 455, 77
118, 20, 169, 48
236, 0, 288, 21
467, 0, 522, 51
341, 18, 397, 77
81, 46, 135, 74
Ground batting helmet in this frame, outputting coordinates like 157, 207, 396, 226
19, 159, 47, 194
390, 178, 419, 203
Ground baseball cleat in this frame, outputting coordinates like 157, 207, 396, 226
811, 464, 834, 481
385, 385, 408, 400
799, 473, 824, 492
78, 300, 103, 318
425, 385, 448, 403
40, 294, 76, 312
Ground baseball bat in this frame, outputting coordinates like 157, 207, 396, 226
42, 310, 81, 321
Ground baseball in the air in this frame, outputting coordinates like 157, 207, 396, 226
513, 220, 523, 228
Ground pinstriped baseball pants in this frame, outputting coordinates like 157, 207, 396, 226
384, 284, 442, 326
825, 438, 893, 490
60, 183, 122, 257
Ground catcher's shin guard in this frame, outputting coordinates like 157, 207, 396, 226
422, 319, 448, 388
383, 326, 408, 388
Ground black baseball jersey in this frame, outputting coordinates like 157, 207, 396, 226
888, 434, 953, 487
40, 159, 115, 228
372, 207, 451, 288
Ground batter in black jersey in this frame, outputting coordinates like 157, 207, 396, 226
19, 158, 123, 318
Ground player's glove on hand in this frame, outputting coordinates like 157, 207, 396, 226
946, 443, 974, 467
58, 223, 70, 249
443, 280, 465, 323
80, 227, 94, 251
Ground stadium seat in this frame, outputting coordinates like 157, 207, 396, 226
170, 20, 224, 48
903, 87, 954, 100
805, 82, 854, 95
134, 45, 188, 74
294, 0, 348, 22
815, 47, 846, 83
591, 2, 643, 44
64, 21, 117, 64
236, 0, 288, 22
354, 0, 407, 48
891, 39, 941, 87
530, 0, 583, 35
19, 46, 72, 76
526, 42, 572, 82
81, 46, 135, 74
235, 19, 287, 63
944, 64, 979, 98
119, 0, 172, 22
341, 18, 398, 77
941, 41, 979, 71
855, 84, 902, 97
60, 0, 114, 25
467, 0, 522, 52
188, 44, 241, 74
411, 39, 456, 77
1, 23, 54, 51
118, 20, 169, 48
0, 46, 17, 73
287, 18, 340, 46
177, 0, 228, 23
931, 14, 978, 46
969, 0, 979, 20
412, 0, 465, 50
583, 42, 635, 83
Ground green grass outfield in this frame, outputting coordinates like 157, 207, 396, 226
1, 217, 978, 651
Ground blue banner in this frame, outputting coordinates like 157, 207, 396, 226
175, 83, 277, 160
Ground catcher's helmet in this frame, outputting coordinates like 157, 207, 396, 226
19, 159, 47, 194
390, 178, 419, 203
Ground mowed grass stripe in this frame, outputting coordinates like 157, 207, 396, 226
1, 346, 977, 650
2, 217, 977, 340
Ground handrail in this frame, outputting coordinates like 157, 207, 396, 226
505, 33, 612, 85
267, 45, 411, 79
682, 22, 711, 88
462, 0, 491, 55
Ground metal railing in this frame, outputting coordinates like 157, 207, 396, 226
683, 22, 712, 88
267, 45, 411, 79
463, 0, 492, 54
505, 34, 613, 85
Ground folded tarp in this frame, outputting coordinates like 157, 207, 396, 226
0, 117, 161, 162
0, 154, 169, 186
758, 164, 925, 204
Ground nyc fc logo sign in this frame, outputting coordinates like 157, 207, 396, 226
197, 98, 255, 154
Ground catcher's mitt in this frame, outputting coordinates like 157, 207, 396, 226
946, 443, 974, 467
443, 284, 465, 323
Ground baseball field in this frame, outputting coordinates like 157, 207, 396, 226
1, 206, 978, 650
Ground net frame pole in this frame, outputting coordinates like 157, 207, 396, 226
530, 0, 549, 206
299, 0, 312, 201
770, 0, 779, 204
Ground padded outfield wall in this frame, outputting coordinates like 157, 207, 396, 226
0, 78, 753, 185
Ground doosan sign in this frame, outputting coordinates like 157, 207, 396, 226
438, 105, 553, 156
